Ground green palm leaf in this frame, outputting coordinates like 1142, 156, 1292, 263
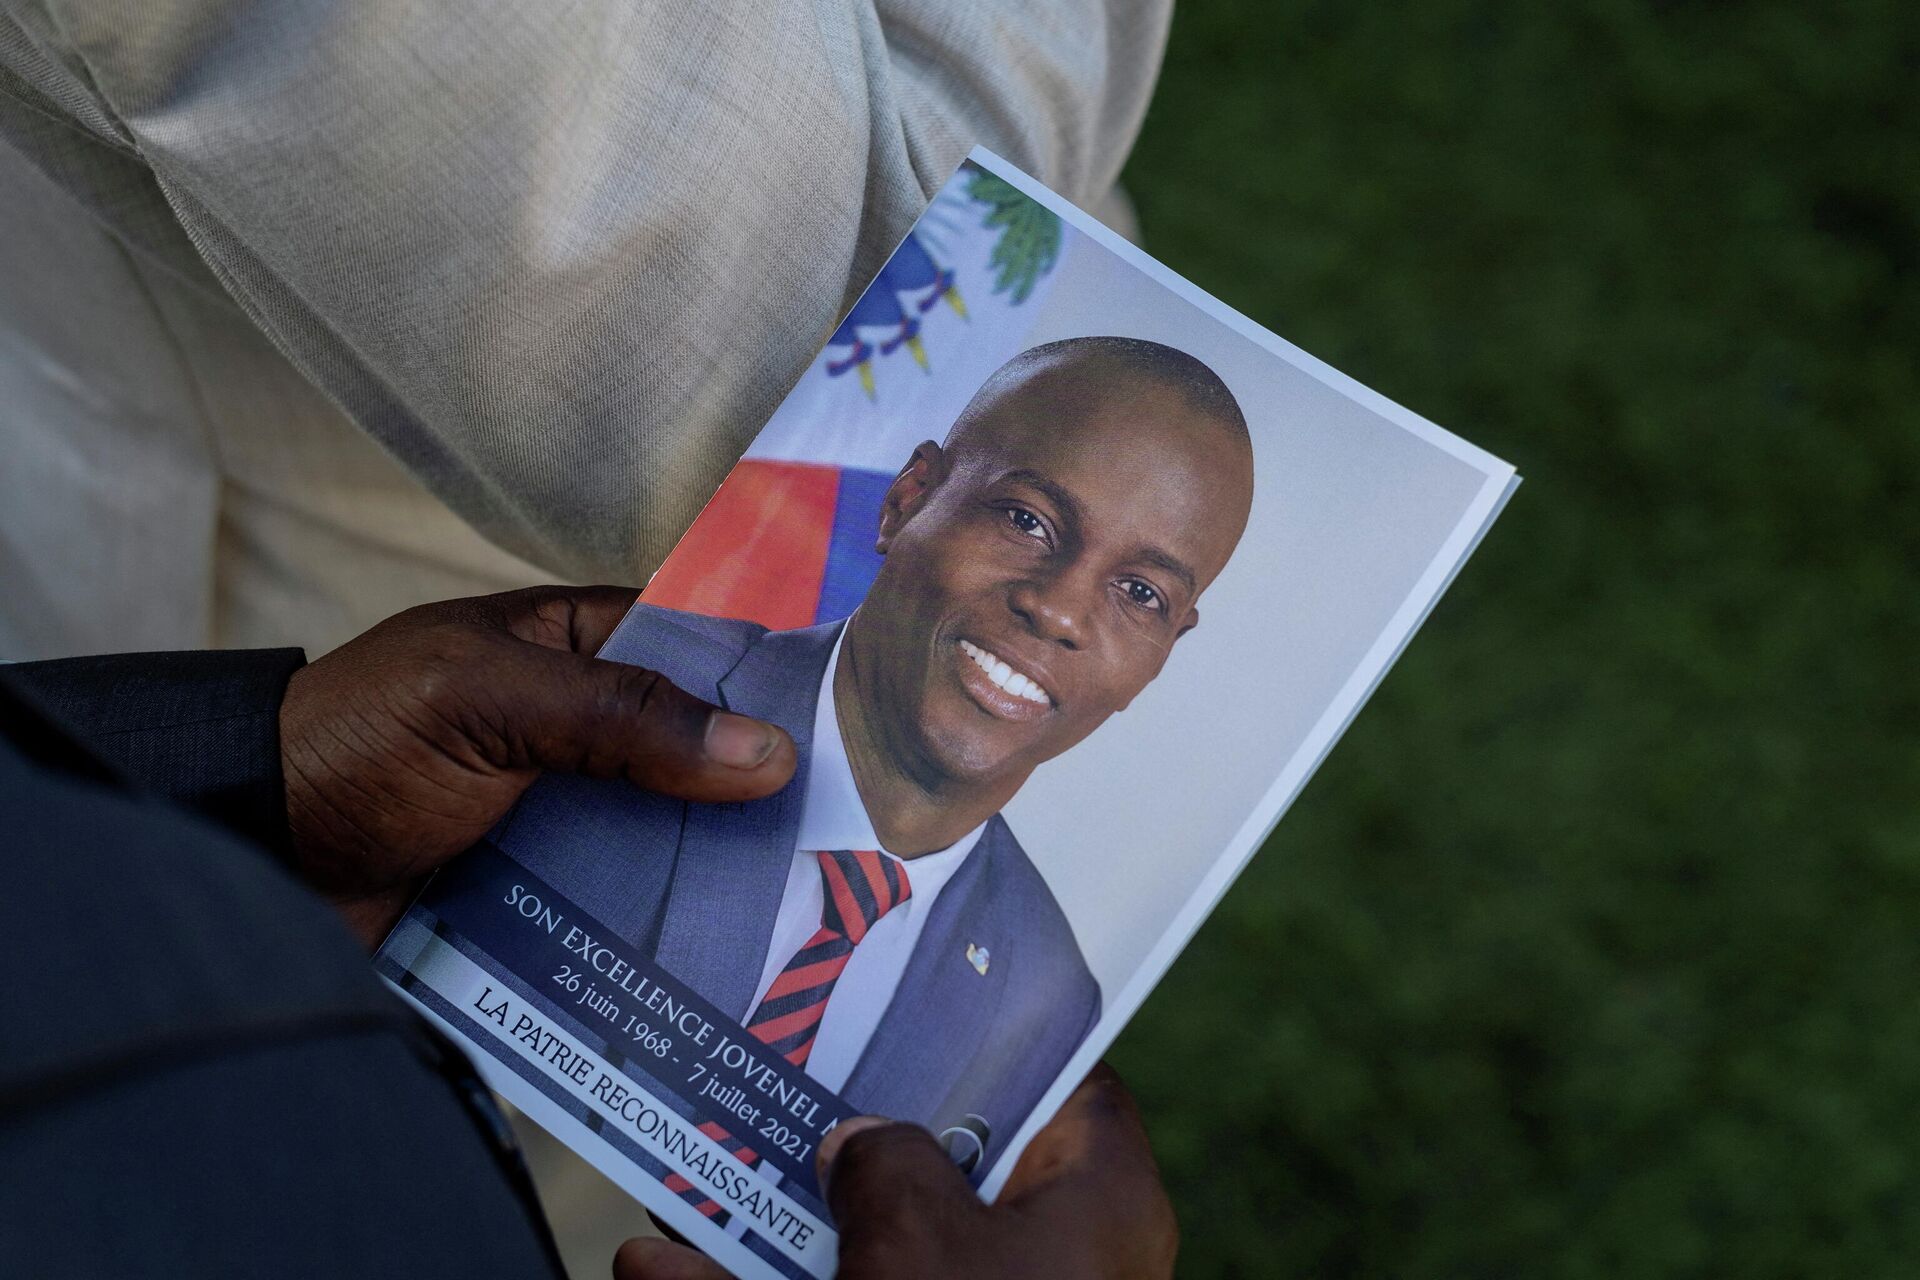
966, 170, 1063, 304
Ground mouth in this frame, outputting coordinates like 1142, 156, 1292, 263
955, 638, 1055, 722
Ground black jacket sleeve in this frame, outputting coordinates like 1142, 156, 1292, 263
1, 648, 305, 854
0, 692, 565, 1279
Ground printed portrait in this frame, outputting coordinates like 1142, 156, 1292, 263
377, 153, 1513, 1280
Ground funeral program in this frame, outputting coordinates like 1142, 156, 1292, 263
374, 149, 1519, 1280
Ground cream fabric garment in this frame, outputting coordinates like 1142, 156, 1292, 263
0, 3, 1168, 1270
0, 139, 555, 657
0, 0, 1166, 658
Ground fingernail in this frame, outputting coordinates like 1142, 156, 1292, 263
704, 711, 778, 768
816, 1115, 890, 1181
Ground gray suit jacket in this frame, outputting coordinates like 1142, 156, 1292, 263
496, 604, 1101, 1182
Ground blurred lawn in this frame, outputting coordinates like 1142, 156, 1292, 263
1113, 2, 1918, 1275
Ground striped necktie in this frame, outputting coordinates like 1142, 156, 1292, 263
664, 849, 911, 1219
750, 848, 912, 1066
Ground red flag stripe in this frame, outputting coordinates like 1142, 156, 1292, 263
639, 460, 838, 632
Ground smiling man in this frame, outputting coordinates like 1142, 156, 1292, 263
837, 337, 1254, 861
488, 336, 1253, 1226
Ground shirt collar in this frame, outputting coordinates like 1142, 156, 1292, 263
796, 626, 987, 877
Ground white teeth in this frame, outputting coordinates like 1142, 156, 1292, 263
957, 640, 1051, 705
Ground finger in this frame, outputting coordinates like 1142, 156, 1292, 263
815, 1115, 891, 1188
1003, 1064, 1177, 1273
1002, 1061, 1156, 1197
496, 643, 797, 803
558, 585, 649, 655
611, 1236, 730, 1280
819, 1118, 976, 1230
489, 585, 646, 656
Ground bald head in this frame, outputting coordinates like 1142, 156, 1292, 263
945, 336, 1252, 482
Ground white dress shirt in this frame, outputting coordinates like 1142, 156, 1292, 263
747, 632, 985, 1094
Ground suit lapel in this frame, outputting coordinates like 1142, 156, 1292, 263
840, 818, 1011, 1125
651, 621, 842, 1019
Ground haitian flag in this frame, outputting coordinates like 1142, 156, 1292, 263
643, 164, 1067, 629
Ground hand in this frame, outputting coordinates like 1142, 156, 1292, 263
279, 586, 797, 946
612, 1063, 1177, 1280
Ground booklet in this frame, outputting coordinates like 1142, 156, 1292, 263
375, 148, 1518, 1279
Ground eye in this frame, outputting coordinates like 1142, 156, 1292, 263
1119, 579, 1165, 613
1003, 505, 1048, 541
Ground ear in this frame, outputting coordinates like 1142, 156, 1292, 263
875, 441, 946, 555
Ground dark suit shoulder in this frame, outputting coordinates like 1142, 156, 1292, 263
926, 817, 1103, 1179
597, 603, 768, 695
979, 816, 1101, 1012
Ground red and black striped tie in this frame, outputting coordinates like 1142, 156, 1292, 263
663, 849, 911, 1220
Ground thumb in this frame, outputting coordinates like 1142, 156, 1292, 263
818, 1117, 978, 1231
493, 643, 798, 803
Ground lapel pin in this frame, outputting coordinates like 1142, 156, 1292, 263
966, 942, 990, 976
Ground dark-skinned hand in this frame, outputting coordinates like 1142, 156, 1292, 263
612, 1063, 1177, 1280
279, 585, 797, 947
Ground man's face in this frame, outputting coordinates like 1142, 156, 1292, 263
854, 365, 1253, 794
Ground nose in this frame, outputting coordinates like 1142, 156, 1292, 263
1006, 574, 1089, 650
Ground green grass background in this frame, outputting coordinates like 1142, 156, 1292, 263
1111, 3, 1919, 1274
